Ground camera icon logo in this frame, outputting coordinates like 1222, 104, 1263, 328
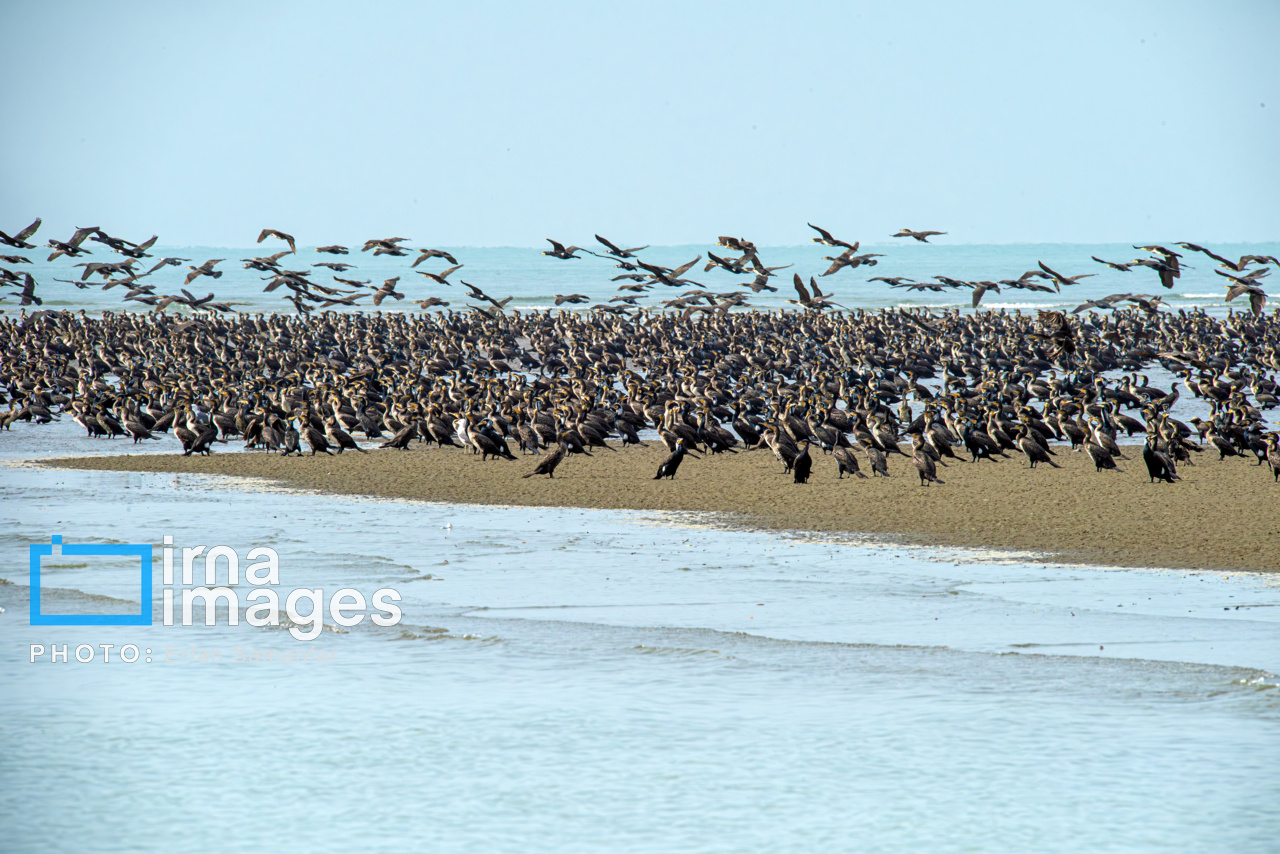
29, 535, 153, 626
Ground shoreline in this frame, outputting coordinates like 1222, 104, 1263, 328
42, 443, 1280, 572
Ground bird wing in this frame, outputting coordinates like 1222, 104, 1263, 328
807, 223, 836, 242
671, 256, 702, 278
792, 273, 811, 303
16, 218, 42, 241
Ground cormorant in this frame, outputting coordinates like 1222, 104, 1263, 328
654, 439, 688, 479
793, 440, 812, 484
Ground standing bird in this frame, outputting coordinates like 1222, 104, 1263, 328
523, 437, 568, 478
833, 444, 867, 479
862, 442, 890, 477
1016, 427, 1060, 468
911, 435, 945, 486
1143, 435, 1180, 483
280, 419, 302, 456
793, 440, 813, 484
1264, 434, 1280, 482
654, 438, 689, 479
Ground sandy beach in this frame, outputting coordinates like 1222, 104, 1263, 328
47, 444, 1279, 571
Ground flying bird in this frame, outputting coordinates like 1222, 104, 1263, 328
807, 223, 858, 250
415, 264, 463, 285
543, 239, 585, 259
9, 273, 41, 306
1037, 261, 1096, 290
371, 277, 404, 306
0, 217, 41, 249
258, 229, 297, 254
411, 248, 459, 267
1091, 255, 1135, 272
185, 259, 224, 285
594, 235, 648, 258
892, 228, 946, 242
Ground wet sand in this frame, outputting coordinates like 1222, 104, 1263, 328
46, 444, 1279, 571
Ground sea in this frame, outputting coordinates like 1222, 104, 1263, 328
2, 241, 1279, 852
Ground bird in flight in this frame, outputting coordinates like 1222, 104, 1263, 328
892, 228, 946, 242
0, 217, 42, 249
807, 223, 858, 251
258, 229, 296, 254
543, 239, 585, 259
415, 264, 464, 285
412, 248, 459, 267
185, 259, 224, 286
594, 235, 648, 259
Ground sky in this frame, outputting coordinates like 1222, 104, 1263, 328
3, 0, 1278, 248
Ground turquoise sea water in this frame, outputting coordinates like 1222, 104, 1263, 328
9, 240, 1279, 316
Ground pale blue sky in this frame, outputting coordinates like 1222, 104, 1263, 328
4, 1, 1277, 247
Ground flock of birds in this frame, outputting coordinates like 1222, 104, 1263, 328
1, 217, 1274, 322
3, 213, 1280, 490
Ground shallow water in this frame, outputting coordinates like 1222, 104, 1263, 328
10, 240, 1279, 316
1, 460, 1278, 852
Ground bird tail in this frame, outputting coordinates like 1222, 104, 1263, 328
856, 471, 868, 478
1047, 460, 1061, 468
522, 472, 535, 479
